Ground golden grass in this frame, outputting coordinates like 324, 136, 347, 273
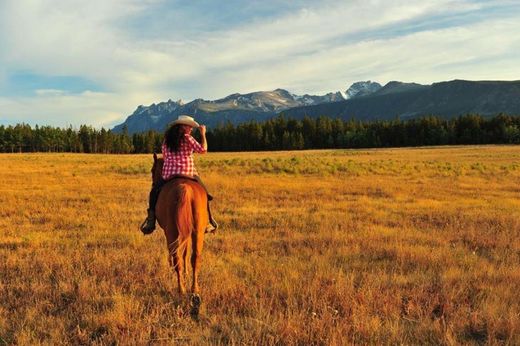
1, 145, 519, 345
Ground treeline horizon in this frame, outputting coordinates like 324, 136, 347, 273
1, 114, 519, 154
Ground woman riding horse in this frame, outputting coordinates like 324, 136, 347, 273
140, 115, 218, 234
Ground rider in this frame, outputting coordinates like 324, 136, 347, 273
140, 115, 218, 234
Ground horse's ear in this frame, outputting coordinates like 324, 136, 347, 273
153, 152, 157, 162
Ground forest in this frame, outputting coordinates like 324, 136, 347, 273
0, 114, 519, 153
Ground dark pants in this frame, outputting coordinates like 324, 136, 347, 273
148, 178, 166, 211
148, 175, 212, 211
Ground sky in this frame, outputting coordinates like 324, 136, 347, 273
1, 0, 519, 128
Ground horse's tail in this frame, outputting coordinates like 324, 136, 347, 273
174, 183, 194, 256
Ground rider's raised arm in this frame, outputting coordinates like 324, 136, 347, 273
186, 133, 207, 154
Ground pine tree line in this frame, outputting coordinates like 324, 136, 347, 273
0, 124, 161, 154
1, 114, 519, 153
207, 114, 520, 151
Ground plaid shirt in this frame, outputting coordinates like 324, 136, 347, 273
161, 134, 206, 179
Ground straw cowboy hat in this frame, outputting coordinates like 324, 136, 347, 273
171, 115, 200, 128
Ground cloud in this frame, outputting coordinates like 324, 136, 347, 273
35, 89, 68, 96
1, 1, 143, 86
1, 0, 519, 128
158, 0, 520, 96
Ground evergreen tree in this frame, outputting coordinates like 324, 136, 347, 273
1, 114, 520, 153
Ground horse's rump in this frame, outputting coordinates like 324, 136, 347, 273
156, 178, 207, 237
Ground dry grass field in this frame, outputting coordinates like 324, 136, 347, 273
1, 146, 519, 345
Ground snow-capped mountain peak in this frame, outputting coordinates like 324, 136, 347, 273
345, 81, 382, 99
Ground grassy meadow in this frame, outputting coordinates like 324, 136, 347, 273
1, 146, 519, 345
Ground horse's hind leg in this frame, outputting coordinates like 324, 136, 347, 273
189, 229, 204, 319
190, 230, 204, 294
183, 240, 190, 286
170, 245, 187, 295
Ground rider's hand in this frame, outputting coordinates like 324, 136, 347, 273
199, 125, 206, 135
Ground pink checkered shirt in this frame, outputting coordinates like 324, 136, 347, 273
161, 134, 206, 179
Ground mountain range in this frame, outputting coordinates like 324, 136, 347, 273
282, 79, 520, 121
113, 79, 520, 134
112, 88, 346, 134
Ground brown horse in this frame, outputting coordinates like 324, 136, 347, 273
151, 153, 209, 300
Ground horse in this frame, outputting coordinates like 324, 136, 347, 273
151, 153, 209, 305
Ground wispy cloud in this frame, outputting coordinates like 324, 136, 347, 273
0, 0, 519, 128
34, 89, 67, 96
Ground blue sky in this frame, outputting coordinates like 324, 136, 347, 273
1, 0, 519, 128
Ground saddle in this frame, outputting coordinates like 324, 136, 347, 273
166, 174, 198, 183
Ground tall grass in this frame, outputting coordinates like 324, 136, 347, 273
1, 145, 519, 344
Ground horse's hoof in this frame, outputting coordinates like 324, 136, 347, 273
190, 294, 202, 320
190, 294, 201, 308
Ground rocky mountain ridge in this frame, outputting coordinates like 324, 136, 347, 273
113, 88, 349, 133
113, 79, 520, 134
282, 79, 520, 121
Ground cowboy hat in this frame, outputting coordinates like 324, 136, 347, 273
171, 115, 200, 128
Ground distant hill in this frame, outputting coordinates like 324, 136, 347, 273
282, 80, 520, 121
